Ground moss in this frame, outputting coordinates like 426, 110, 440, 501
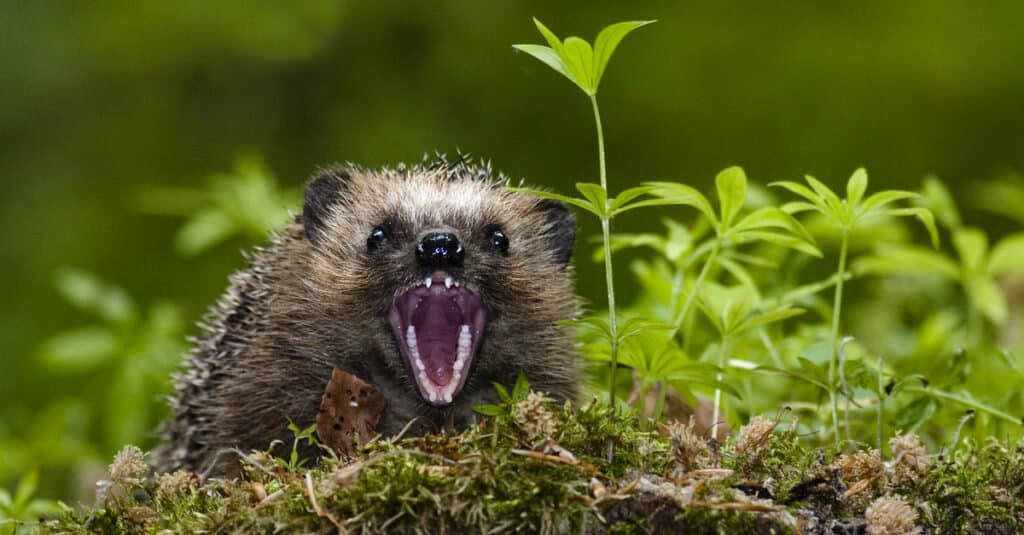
901, 439, 1024, 533
45, 404, 1024, 533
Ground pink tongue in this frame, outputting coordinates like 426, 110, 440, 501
426, 347, 454, 386
413, 296, 460, 387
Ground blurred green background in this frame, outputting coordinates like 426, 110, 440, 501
2, 1, 1023, 500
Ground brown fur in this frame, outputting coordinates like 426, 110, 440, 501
152, 160, 579, 476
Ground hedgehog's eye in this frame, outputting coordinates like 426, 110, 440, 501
367, 226, 389, 251
489, 227, 509, 255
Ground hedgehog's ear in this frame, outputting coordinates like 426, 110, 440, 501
303, 169, 351, 246
536, 199, 576, 266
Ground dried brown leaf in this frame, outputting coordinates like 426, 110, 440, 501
316, 368, 388, 456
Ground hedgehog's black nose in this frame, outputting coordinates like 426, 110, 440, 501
417, 232, 464, 268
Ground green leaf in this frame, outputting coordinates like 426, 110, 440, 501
668, 370, 742, 399
716, 256, 759, 296
852, 245, 959, 279
754, 365, 830, 392
900, 385, 1021, 425
53, 267, 137, 325
920, 175, 961, 229
696, 292, 725, 335
968, 278, 1008, 325
779, 200, 827, 216
769, 272, 849, 307
769, 181, 832, 219
508, 186, 603, 218
725, 251, 777, 269
857, 189, 919, 216
732, 207, 815, 244
721, 293, 755, 334
869, 207, 940, 248
512, 372, 531, 400
511, 44, 571, 82
802, 175, 844, 219
893, 396, 937, 429
571, 315, 614, 341
643, 181, 718, 228
715, 166, 747, 230
734, 305, 805, 336
473, 404, 503, 417
617, 316, 672, 345
560, 37, 596, 94
38, 326, 119, 371
592, 20, 655, 89
972, 175, 1024, 225
532, 18, 564, 53
952, 227, 989, 273
515, 19, 593, 94
575, 182, 609, 217
492, 382, 511, 403
175, 208, 236, 256
989, 232, 1024, 277
0, 489, 12, 514
13, 470, 38, 512
846, 168, 868, 207
997, 348, 1024, 377
735, 230, 823, 258
609, 185, 656, 215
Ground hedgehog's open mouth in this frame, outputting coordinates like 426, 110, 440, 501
387, 271, 486, 406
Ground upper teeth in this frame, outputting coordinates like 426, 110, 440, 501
424, 277, 461, 289
405, 323, 472, 404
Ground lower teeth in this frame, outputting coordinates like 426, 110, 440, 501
405, 323, 472, 403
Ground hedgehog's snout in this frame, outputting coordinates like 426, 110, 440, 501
416, 231, 464, 269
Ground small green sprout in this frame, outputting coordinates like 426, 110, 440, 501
0, 470, 60, 534
772, 168, 938, 448
513, 18, 654, 415
513, 18, 655, 97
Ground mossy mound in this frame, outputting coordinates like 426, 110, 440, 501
46, 396, 1024, 534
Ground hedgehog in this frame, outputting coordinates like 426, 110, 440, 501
151, 158, 579, 476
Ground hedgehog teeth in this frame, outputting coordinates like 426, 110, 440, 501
405, 324, 472, 403
389, 270, 486, 407
454, 325, 470, 371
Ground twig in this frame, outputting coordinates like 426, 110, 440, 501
305, 472, 346, 534
510, 449, 598, 474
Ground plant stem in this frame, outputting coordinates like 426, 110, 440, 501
590, 95, 619, 415
653, 381, 668, 422
901, 385, 1020, 424
838, 336, 852, 446
877, 355, 884, 454
591, 95, 607, 191
711, 337, 730, 441
667, 241, 721, 343
828, 230, 849, 450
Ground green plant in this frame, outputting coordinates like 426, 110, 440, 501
642, 167, 820, 340
855, 226, 1024, 341
473, 372, 533, 417
512, 18, 654, 412
137, 153, 300, 256
275, 421, 320, 472
970, 171, 1024, 226
37, 268, 186, 450
772, 169, 938, 448
696, 282, 805, 440
0, 471, 60, 535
